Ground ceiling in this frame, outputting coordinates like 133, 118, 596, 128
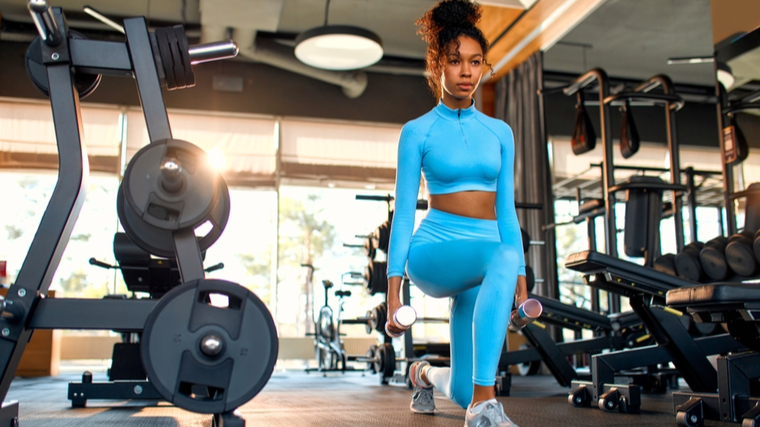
0, 0, 720, 88
543, 0, 716, 86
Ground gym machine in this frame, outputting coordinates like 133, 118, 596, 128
0, 2, 278, 426
496, 294, 648, 396
669, 283, 760, 427
304, 265, 371, 375
68, 232, 224, 406
665, 26, 760, 427
564, 250, 746, 413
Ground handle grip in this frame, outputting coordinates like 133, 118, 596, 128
188, 41, 239, 65
28, 0, 63, 46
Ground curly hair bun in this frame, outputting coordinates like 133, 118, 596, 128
431, 0, 481, 28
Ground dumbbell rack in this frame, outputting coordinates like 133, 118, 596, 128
351, 195, 450, 386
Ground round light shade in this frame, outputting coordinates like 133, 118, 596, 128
295, 25, 383, 70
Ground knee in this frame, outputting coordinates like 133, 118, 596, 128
491, 244, 520, 272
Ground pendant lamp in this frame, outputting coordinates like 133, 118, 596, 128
294, 0, 383, 70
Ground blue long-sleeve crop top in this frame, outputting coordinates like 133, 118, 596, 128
386, 100, 526, 279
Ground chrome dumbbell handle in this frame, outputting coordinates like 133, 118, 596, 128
189, 41, 239, 65
508, 298, 543, 332
28, 0, 63, 46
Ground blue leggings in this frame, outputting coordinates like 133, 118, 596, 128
406, 209, 519, 409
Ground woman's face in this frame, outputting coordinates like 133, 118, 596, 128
440, 35, 484, 106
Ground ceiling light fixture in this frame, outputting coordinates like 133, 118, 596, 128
294, 0, 383, 70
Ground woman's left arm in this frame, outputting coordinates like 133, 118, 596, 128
495, 124, 528, 305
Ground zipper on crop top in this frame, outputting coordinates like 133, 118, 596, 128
458, 110, 468, 147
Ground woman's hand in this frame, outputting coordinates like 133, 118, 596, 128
514, 275, 528, 308
385, 276, 407, 336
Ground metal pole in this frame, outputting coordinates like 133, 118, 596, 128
717, 84, 737, 235
685, 167, 698, 243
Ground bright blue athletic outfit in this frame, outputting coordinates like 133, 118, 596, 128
387, 99, 525, 409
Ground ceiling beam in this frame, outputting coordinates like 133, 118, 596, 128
483, 0, 607, 82
479, 5, 525, 43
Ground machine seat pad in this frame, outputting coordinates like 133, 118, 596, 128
667, 283, 760, 308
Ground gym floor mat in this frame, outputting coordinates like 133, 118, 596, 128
6, 370, 726, 426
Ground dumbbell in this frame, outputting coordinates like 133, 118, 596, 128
508, 298, 543, 331
699, 236, 730, 281
725, 231, 759, 277
653, 253, 677, 276
385, 305, 417, 338
674, 242, 705, 282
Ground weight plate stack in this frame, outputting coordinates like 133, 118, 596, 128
375, 221, 391, 253
364, 236, 376, 260
375, 343, 395, 384
363, 261, 388, 295
153, 26, 195, 90
141, 279, 278, 414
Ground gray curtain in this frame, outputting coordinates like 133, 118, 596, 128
494, 51, 558, 299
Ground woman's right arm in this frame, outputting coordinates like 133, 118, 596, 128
385, 124, 423, 333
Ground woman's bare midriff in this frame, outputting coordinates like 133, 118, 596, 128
428, 191, 496, 220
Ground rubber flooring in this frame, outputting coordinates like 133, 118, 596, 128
5, 369, 730, 427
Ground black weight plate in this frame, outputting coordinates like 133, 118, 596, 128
755, 231, 760, 264
364, 237, 376, 260
155, 28, 177, 90
375, 302, 387, 334
124, 139, 219, 231
378, 343, 395, 382
117, 178, 230, 258
525, 265, 535, 293
25, 31, 102, 99
164, 28, 186, 89
365, 261, 387, 295
141, 279, 278, 414
174, 25, 195, 88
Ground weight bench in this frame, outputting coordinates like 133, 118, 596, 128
668, 283, 760, 427
565, 250, 746, 413
498, 294, 645, 395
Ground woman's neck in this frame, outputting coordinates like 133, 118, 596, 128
441, 94, 473, 110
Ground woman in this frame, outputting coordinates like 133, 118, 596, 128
384, 1, 527, 426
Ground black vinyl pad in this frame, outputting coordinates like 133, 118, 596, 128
667, 283, 760, 308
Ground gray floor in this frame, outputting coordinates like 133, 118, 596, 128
5, 369, 729, 427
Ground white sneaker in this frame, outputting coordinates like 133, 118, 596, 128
464, 399, 519, 427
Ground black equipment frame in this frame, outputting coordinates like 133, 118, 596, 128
667, 284, 760, 426
0, 6, 241, 426
496, 294, 645, 396
564, 251, 746, 413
